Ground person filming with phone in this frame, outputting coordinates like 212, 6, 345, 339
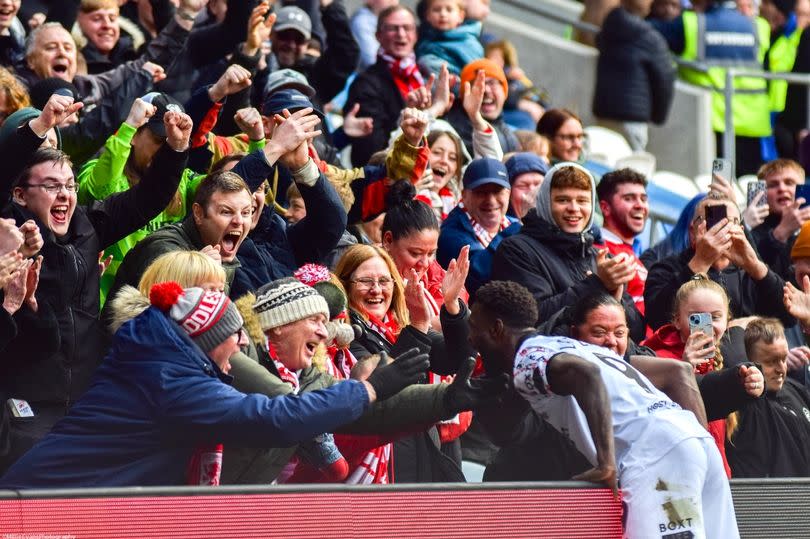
645, 191, 793, 331
643, 275, 766, 477
750, 158, 810, 280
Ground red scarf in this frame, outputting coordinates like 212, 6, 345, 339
458, 202, 511, 248
363, 310, 401, 344
379, 50, 424, 100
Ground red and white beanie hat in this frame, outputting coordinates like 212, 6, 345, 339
149, 282, 243, 352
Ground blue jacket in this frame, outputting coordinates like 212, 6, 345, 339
416, 21, 484, 76
0, 307, 370, 488
437, 206, 521, 295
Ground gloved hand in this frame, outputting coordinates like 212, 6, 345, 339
443, 357, 511, 414
366, 348, 429, 401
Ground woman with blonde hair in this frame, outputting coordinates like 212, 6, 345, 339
335, 243, 472, 482
642, 274, 764, 477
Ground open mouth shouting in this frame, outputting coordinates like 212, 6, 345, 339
51, 58, 72, 80
219, 230, 244, 260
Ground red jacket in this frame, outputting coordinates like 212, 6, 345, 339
642, 323, 732, 478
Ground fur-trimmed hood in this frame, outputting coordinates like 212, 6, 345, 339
107, 285, 151, 334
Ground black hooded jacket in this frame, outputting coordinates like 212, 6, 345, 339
492, 161, 646, 343
593, 7, 675, 124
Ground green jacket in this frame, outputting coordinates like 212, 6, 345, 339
78, 123, 264, 305
220, 351, 453, 484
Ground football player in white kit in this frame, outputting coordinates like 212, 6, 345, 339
468, 280, 740, 539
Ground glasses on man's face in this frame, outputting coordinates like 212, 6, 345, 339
351, 277, 394, 291
20, 182, 77, 195
555, 133, 587, 144
234, 327, 247, 343
381, 23, 416, 34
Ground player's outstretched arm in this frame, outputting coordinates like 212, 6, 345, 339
629, 355, 709, 429
547, 353, 617, 496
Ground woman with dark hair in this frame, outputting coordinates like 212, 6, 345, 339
536, 108, 586, 164
382, 181, 469, 331
420, 129, 466, 219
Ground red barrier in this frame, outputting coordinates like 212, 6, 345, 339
0, 487, 623, 538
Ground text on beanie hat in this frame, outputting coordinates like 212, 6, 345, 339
149, 282, 243, 352
460, 58, 508, 98
253, 277, 330, 331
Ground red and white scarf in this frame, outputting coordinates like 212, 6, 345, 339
458, 202, 511, 248
269, 343, 300, 393
363, 310, 401, 344
379, 50, 424, 100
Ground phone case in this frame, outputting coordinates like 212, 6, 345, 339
747, 181, 767, 207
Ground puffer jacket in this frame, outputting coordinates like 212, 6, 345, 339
491, 162, 645, 342
0, 302, 372, 489
0, 134, 187, 473
593, 7, 675, 123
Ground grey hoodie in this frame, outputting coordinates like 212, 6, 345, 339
534, 161, 598, 233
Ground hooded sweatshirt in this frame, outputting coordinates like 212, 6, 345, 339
491, 163, 646, 342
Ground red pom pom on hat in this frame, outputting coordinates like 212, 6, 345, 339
294, 263, 331, 287
149, 281, 185, 312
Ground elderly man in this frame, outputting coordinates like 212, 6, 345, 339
0, 282, 433, 488
726, 317, 810, 477
346, 5, 420, 166
437, 157, 520, 294
21, 0, 201, 107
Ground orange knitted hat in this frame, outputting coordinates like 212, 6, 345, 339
460, 58, 508, 98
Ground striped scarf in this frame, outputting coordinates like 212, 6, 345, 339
379, 50, 424, 100
458, 202, 512, 248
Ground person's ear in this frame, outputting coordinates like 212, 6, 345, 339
382, 230, 394, 248
12, 187, 26, 206
491, 318, 505, 340
192, 202, 204, 225
598, 199, 610, 218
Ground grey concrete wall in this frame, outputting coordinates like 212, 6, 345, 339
341, 0, 715, 178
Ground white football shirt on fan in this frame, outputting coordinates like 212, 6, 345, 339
512, 334, 710, 471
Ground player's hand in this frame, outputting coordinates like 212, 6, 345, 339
573, 465, 618, 499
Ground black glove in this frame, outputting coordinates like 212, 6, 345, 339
366, 348, 429, 401
443, 357, 511, 414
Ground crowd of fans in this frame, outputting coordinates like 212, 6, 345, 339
0, 0, 808, 520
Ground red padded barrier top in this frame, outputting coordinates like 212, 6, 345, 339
0, 487, 623, 538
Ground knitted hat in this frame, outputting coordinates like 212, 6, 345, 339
149, 282, 243, 352
253, 277, 330, 331
505, 152, 549, 183
792, 221, 810, 261
0, 107, 62, 150
460, 58, 508, 98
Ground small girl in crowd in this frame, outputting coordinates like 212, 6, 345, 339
416, 0, 484, 77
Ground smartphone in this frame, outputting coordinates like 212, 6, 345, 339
712, 158, 735, 183
746, 180, 767, 208
796, 184, 810, 209
705, 204, 727, 230
688, 313, 714, 375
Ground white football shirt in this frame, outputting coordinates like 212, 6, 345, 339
513, 335, 709, 471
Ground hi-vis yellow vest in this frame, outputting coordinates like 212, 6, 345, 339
767, 28, 803, 112
679, 11, 772, 137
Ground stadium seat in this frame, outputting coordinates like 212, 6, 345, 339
615, 151, 657, 178
584, 126, 633, 168
651, 170, 700, 198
